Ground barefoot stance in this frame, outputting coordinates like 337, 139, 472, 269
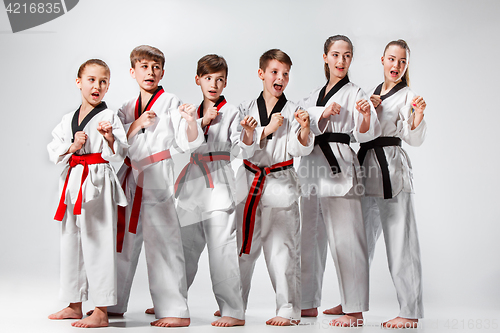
266, 316, 299, 326
214, 310, 221, 317
151, 317, 190, 327
212, 316, 245, 327
330, 313, 363, 327
145, 307, 155, 315
383, 317, 418, 329
72, 308, 109, 328
48, 305, 83, 320
323, 304, 345, 315
301, 308, 318, 317
86, 309, 123, 317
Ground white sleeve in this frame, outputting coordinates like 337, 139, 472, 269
401, 92, 427, 146
101, 112, 129, 163
172, 100, 204, 152
47, 116, 72, 165
307, 106, 329, 135
353, 88, 381, 143
298, 90, 329, 136
236, 102, 260, 159
227, 106, 243, 159
289, 107, 314, 157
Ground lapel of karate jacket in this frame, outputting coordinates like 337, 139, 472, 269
374, 81, 407, 101
316, 75, 350, 107
198, 95, 227, 142
257, 92, 287, 140
135, 86, 165, 133
71, 102, 108, 142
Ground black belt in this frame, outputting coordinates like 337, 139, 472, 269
314, 133, 350, 174
358, 137, 402, 199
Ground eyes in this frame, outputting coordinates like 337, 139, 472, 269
329, 53, 351, 59
270, 70, 289, 77
205, 76, 226, 84
140, 64, 162, 70
387, 57, 406, 65
87, 78, 108, 85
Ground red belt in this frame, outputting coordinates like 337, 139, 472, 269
174, 151, 231, 198
240, 159, 294, 255
116, 150, 171, 252
54, 153, 109, 221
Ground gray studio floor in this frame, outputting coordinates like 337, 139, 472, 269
2, 248, 498, 333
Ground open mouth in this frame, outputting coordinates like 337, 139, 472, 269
336, 66, 345, 71
273, 83, 283, 91
92, 92, 100, 98
390, 70, 399, 77
145, 79, 155, 84
209, 90, 217, 94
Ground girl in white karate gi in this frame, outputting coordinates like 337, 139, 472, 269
298, 35, 380, 327
360, 39, 427, 329
47, 59, 128, 328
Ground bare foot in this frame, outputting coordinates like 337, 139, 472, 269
86, 309, 123, 316
214, 310, 221, 317
330, 313, 363, 327
48, 303, 83, 320
266, 316, 300, 326
71, 307, 109, 328
212, 316, 245, 327
145, 307, 155, 315
323, 304, 345, 315
382, 317, 418, 329
151, 317, 190, 327
301, 308, 318, 317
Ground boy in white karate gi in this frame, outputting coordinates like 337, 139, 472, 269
175, 54, 245, 327
236, 49, 313, 326
106, 45, 202, 327
48, 59, 128, 328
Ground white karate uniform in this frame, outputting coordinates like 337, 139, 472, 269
176, 99, 245, 320
108, 89, 203, 319
298, 81, 380, 313
47, 104, 128, 307
361, 84, 426, 319
236, 93, 314, 321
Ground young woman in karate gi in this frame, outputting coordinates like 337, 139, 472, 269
298, 35, 380, 327
360, 39, 427, 329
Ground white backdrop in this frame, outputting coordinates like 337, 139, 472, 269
0, 0, 499, 330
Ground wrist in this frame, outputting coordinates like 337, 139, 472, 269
201, 117, 209, 128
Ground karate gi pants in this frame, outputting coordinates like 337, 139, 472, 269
300, 193, 369, 313
362, 191, 424, 319
237, 201, 301, 320
59, 196, 117, 307
179, 208, 245, 320
108, 196, 190, 318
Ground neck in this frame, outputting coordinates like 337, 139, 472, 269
325, 75, 345, 94
140, 87, 156, 103
328, 74, 343, 86
262, 89, 280, 115
382, 79, 401, 93
80, 100, 95, 118
203, 97, 216, 112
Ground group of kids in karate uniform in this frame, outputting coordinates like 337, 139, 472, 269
47, 35, 427, 329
